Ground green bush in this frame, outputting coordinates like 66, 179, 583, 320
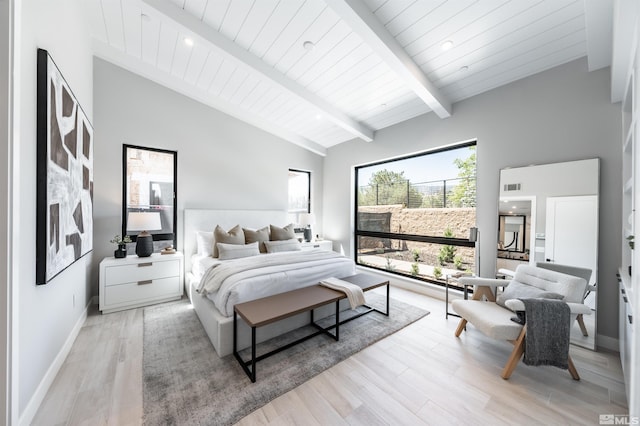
454, 255, 463, 270
411, 262, 419, 276
433, 266, 442, 280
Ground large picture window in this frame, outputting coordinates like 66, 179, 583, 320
355, 142, 476, 286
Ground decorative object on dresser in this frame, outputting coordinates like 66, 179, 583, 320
99, 251, 183, 313
36, 48, 94, 285
109, 234, 131, 258
127, 211, 162, 257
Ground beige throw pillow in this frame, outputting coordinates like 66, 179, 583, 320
217, 241, 260, 260
213, 224, 244, 258
270, 223, 295, 241
243, 226, 269, 253
264, 239, 302, 253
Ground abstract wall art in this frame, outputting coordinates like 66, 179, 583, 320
36, 48, 93, 285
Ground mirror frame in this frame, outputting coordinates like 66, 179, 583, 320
122, 144, 178, 249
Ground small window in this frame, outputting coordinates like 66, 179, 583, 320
123, 145, 177, 250
288, 169, 310, 225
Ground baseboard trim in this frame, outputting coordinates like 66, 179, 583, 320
19, 299, 91, 426
596, 333, 619, 353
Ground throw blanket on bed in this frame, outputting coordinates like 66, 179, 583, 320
320, 277, 366, 309
196, 250, 346, 295
520, 298, 571, 369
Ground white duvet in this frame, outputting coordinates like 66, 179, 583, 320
196, 250, 356, 317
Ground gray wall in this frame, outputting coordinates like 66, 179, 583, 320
323, 58, 621, 342
92, 58, 325, 293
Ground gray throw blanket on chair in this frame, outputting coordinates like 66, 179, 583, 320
520, 298, 571, 369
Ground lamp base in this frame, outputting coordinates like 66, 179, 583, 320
303, 228, 312, 242
136, 233, 154, 257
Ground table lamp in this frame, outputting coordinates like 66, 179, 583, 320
298, 213, 316, 242
127, 211, 162, 257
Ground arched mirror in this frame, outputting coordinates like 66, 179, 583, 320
497, 158, 599, 350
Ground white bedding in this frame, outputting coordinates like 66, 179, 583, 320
194, 250, 355, 317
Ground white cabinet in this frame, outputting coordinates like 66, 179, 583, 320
99, 252, 184, 313
300, 240, 333, 252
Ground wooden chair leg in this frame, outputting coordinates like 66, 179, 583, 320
454, 319, 468, 337
576, 314, 588, 336
502, 326, 527, 380
567, 355, 580, 380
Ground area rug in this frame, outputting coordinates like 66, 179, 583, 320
143, 293, 429, 425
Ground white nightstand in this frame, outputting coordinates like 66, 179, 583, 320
300, 240, 333, 252
99, 252, 184, 314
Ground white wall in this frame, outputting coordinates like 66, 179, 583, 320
1, 0, 13, 423
15, 0, 94, 420
92, 58, 324, 293
323, 58, 621, 342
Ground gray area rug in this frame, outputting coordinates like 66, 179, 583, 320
143, 293, 429, 425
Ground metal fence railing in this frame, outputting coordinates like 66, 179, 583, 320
358, 177, 476, 208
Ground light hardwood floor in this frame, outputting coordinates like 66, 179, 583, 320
33, 287, 627, 425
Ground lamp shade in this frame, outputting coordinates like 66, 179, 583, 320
127, 211, 162, 257
298, 213, 316, 227
127, 211, 162, 232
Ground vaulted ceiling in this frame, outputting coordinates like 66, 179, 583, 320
89, 0, 612, 156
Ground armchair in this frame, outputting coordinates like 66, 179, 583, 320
451, 264, 590, 379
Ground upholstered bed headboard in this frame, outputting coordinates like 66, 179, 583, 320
183, 209, 287, 274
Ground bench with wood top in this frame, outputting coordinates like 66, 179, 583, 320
233, 273, 389, 382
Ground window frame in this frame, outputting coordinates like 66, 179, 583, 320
122, 144, 178, 249
288, 168, 311, 214
353, 141, 477, 284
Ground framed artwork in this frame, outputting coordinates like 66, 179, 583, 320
36, 48, 94, 285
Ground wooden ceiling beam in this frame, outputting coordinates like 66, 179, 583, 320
325, 0, 452, 118
143, 0, 375, 142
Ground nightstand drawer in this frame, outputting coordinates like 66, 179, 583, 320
105, 259, 180, 286
105, 276, 181, 306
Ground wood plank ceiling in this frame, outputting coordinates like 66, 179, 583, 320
89, 0, 609, 156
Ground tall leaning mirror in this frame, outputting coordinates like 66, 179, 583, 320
497, 158, 599, 350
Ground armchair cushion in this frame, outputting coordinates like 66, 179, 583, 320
496, 280, 564, 309
451, 300, 523, 340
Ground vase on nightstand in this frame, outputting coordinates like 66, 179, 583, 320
114, 244, 127, 258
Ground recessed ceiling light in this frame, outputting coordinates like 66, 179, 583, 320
380, 103, 387, 108
184, 37, 194, 47
303, 41, 316, 51
508, 211, 513, 214
315, 113, 323, 120
441, 40, 454, 51
459, 65, 469, 72
512, 205, 517, 209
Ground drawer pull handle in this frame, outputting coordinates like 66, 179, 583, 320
138, 262, 153, 267
623, 296, 628, 303
629, 315, 634, 325
138, 279, 153, 286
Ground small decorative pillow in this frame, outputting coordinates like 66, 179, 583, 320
196, 231, 214, 256
496, 280, 564, 309
270, 223, 296, 241
213, 225, 245, 258
217, 242, 260, 260
264, 238, 302, 253
243, 226, 270, 253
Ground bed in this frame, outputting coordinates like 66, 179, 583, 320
184, 209, 356, 357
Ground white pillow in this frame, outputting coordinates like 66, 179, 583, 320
217, 241, 260, 260
264, 239, 302, 253
196, 231, 214, 256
